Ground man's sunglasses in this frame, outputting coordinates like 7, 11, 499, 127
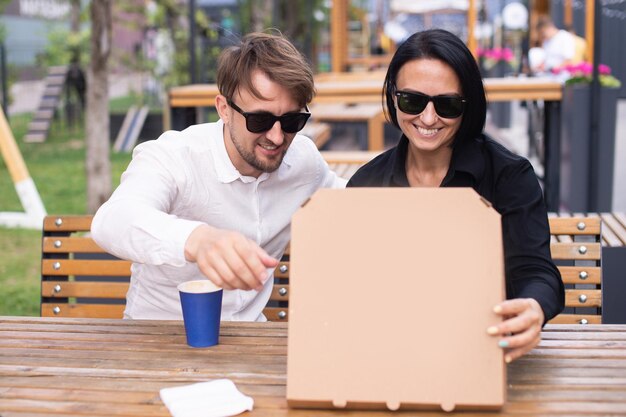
395, 91, 467, 119
228, 100, 311, 134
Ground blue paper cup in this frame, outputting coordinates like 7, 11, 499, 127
178, 280, 223, 348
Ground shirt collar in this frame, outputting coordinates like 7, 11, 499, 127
389, 135, 410, 186
445, 134, 486, 185
209, 119, 242, 184
210, 119, 294, 184
389, 133, 487, 187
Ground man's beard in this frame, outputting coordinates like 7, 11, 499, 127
229, 126, 288, 174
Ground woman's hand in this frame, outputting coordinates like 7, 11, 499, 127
487, 298, 545, 363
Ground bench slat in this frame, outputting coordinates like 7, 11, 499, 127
269, 284, 289, 302
42, 259, 132, 276
548, 314, 602, 325
42, 237, 107, 253
43, 215, 93, 232
274, 261, 289, 279
41, 303, 125, 318
263, 307, 288, 321
557, 266, 601, 285
613, 212, 626, 232
565, 289, 602, 308
42, 281, 129, 298
600, 212, 626, 246
550, 242, 601, 260
585, 212, 611, 246
547, 217, 601, 235
552, 213, 574, 243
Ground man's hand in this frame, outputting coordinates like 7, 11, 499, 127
184, 224, 279, 291
487, 298, 544, 363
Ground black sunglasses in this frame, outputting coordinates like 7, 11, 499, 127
395, 91, 467, 119
228, 100, 311, 134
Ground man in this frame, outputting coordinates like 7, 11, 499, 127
530, 17, 576, 73
92, 32, 345, 321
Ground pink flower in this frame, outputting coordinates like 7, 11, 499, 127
598, 64, 611, 75
539, 60, 614, 79
580, 62, 593, 75
560, 61, 622, 88
477, 47, 514, 63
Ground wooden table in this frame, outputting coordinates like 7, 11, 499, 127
2, 316, 626, 416
168, 76, 563, 211
168, 77, 562, 107
309, 103, 386, 151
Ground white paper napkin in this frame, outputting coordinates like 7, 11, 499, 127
160, 379, 254, 417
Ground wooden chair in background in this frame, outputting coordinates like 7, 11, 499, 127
40, 215, 129, 318
548, 216, 602, 324
40, 215, 290, 320
40, 214, 603, 324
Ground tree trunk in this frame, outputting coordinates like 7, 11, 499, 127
86, 0, 112, 214
251, 0, 273, 32
70, 0, 81, 33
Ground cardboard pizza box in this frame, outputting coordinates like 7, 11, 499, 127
287, 188, 506, 412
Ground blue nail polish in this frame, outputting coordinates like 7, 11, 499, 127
498, 340, 509, 348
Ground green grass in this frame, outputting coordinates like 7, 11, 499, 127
0, 113, 133, 316
109, 94, 163, 113
0, 228, 42, 316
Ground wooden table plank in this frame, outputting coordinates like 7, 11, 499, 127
2, 317, 626, 416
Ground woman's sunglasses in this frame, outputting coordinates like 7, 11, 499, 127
228, 100, 311, 134
395, 91, 467, 119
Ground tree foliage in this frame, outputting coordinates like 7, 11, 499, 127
39, 28, 90, 68
0, 0, 11, 42
144, 0, 222, 87
239, 0, 328, 69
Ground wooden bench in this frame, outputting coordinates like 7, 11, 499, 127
276, 216, 605, 324
277, 216, 605, 324
547, 216, 603, 324
549, 212, 626, 324
40, 215, 130, 318
39, 215, 290, 321
41, 200, 608, 324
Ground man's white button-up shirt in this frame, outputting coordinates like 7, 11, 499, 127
92, 120, 346, 321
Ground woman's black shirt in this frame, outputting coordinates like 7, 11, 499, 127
347, 134, 564, 321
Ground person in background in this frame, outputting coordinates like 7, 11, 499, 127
347, 29, 564, 363
530, 16, 577, 73
92, 32, 346, 321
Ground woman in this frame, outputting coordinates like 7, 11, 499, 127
347, 29, 564, 362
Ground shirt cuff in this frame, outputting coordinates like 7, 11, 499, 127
517, 282, 563, 325
159, 219, 206, 267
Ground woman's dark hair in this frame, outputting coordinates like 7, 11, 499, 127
383, 29, 487, 144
